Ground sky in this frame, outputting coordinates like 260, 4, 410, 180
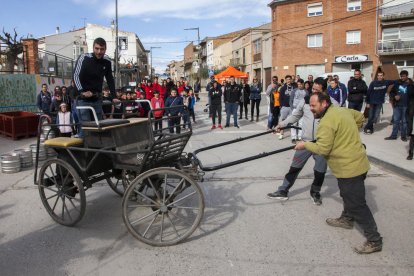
1, 0, 271, 73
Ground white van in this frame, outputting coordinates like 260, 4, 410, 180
318, 71, 355, 84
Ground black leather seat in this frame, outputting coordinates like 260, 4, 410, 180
81, 119, 130, 128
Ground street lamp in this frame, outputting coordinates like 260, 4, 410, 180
150, 46, 161, 79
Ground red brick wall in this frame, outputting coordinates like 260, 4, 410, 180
271, 0, 380, 77
22, 39, 39, 74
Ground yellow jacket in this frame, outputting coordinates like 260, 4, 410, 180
304, 106, 370, 178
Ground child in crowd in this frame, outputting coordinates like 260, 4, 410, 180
150, 90, 164, 133
56, 103, 73, 137
188, 89, 196, 123
102, 87, 114, 119
182, 89, 190, 128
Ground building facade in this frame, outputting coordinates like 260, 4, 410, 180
378, 0, 414, 77
269, 0, 380, 83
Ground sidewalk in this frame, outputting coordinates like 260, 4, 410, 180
359, 103, 413, 179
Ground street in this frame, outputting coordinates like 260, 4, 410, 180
0, 98, 414, 276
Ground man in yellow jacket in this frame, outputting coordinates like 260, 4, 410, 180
294, 92, 382, 254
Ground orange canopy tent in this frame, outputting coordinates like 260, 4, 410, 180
214, 66, 248, 81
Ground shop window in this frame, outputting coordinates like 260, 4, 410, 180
347, 0, 361, 12
307, 33, 323, 48
346, 30, 361, 44
407, 60, 414, 66
308, 3, 323, 17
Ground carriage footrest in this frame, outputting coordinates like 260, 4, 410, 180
44, 137, 84, 147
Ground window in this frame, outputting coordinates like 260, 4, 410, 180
382, 26, 414, 40
253, 39, 262, 54
119, 37, 128, 50
347, 0, 361, 12
307, 34, 323, 47
346, 30, 361, 44
308, 3, 323, 17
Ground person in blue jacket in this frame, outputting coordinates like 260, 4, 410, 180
165, 88, 183, 134
364, 71, 393, 134
36, 83, 52, 115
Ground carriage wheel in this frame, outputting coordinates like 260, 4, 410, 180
106, 169, 126, 196
122, 167, 204, 246
38, 159, 86, 226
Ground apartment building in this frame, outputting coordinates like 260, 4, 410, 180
378, 0, 414, 76
269, 0, 380, 83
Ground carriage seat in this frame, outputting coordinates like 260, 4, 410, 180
44, 137, 84, 147
81, 119, 130, 128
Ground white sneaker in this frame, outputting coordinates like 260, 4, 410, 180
278, 133, 283, 140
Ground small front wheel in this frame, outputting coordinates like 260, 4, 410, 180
122, 167, 204, 246
38, 159, 86, 226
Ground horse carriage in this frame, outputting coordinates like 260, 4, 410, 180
34, 104, 296, 246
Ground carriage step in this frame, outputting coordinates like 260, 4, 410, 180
44, 137, 84, 147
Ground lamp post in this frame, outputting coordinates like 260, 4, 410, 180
184, 27, 201, 85
150, 46, 161, 79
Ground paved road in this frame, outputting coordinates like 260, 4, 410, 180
1, 98, 413, 275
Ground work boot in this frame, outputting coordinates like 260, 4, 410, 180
407, 152, 413, 160
353, 241, 383, 254
326, 217, 354, 229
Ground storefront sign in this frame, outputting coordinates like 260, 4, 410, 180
334, 55, 369, 63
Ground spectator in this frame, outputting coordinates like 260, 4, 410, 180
224, 76, 242, 128
266, 76, 279, 129
250, 78, 262, 122
150, 90, 164, 133
206, 76, 216, 117
333, 74, 348, 106
278, 75, 296, 139
165, 88, 183, 134
347, 69, 368, 111
182, 89, 190, 129
239, 78, 250, 120
36, 83, 52, 115
194, 78, 201, 102
209, 81, 223, 129
289, 79, 307, 143
61, 86, 71, 110
188, 89, 196, 124
102, 87, 114, 119
269, 82, 280, 129
385, 70, 412, 141
364, 71, 393, 134
327, 79, 343, 107
56, 103, 73, 137
304, 81, 312, 94
407, 79, 414, 160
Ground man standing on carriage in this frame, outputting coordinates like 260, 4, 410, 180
73, 37, 118, 137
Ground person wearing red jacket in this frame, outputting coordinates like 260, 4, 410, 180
150, 90, 164, 133
160, 79, 167, 99
151, 77, 162, 100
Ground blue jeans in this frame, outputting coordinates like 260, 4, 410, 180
364, 104, 382, 132
391, 106, 407, 138
225, 102, 238, 126
348, 101, 363, 112
77, 99, 103, 138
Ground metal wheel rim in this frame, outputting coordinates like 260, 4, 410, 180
122, 167, 204, 246
38, 159, 86, 226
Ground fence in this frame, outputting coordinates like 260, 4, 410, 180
0, 43, 27, 74
38, 49, 74, 79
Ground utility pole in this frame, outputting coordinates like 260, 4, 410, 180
150, 46, 161, 79
115, 0, 119, 88
184, 27, 201, 85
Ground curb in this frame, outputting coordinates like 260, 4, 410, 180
368, 155, 414, 180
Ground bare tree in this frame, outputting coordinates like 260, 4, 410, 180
0, 28, 23, 73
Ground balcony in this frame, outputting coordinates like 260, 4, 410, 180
253, 53, 262, 62
380, 5, 414, 23
378, 39, 414, 55
230, 58, 244, 67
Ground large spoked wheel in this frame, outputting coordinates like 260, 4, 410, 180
106, 169, 126, 196
122, 167, 204, 246
38, 159, 86, 226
